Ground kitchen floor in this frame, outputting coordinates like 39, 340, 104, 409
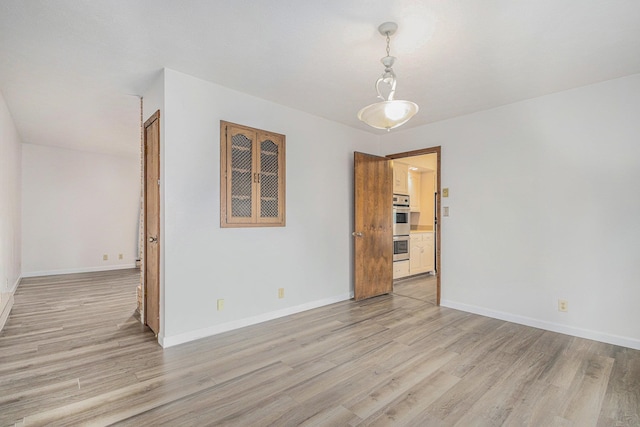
393, 272, 437, 305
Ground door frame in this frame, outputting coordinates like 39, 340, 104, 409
386, 146, 442, 305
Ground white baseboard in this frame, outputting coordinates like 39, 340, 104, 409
160, 293, 353, 348
0, 294, 15, 332
441, 299, 640, 351
0, 275, 21, 332
10, 276, 21, 293
21, 264, 137, 278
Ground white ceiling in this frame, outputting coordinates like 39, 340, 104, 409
1, 1, 639, 157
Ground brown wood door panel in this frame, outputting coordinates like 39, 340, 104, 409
256, 131, 285, 225
353, 152, 393, 301
144, 111, 160, 335
224, 125, 257, 224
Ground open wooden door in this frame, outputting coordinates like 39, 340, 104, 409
353, 152, 393, 301
144, 110, 160, 335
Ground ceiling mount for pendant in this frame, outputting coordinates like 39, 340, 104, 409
378, 21, 398, 37
357, 21, 419, 131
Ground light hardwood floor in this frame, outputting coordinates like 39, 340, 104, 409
0, 269, 638, 426
393, 273, 437, 305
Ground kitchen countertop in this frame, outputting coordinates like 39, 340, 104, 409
410, 227, 434, 233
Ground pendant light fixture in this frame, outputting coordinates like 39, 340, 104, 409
357, 22, 418, 131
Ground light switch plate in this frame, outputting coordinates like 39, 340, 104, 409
443, 207, 450, 216
442, 188, 449, 197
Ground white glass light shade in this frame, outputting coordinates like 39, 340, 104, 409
357, 100, 419, 130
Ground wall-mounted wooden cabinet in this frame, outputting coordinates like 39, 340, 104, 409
220, 121, 286, 227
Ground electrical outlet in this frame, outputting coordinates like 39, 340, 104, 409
118, 253, 123, 260
217, 299, 224, 311
278, 288, 285, 299
558, 299, 568, 312
103, 254, 109, 261
443, 207, 450, 217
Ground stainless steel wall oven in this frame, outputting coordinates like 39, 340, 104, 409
392, 194, 410, 236
393, 235, 410, 261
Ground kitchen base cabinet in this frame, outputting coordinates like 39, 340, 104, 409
409, 232, 435, 275
409, 234, 424, 275
393, 260, 410, 279
423, 232, 435, 272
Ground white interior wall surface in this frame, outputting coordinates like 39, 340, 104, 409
381, 74, 640, 349
156, 69, 379, 346
21, 144, 140, 276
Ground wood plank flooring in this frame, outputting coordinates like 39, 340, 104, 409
1, 269, 638, 426
393, 273, 437, 305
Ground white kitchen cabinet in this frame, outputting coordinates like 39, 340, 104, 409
393, 260, 410, 279
393, 163, 408, 195
423, 232, 435, 272
409, 232, 435, 275
408, 170, 421, 212
409, 234, 425, 275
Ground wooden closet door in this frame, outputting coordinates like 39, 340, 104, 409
144, 110, 160, 335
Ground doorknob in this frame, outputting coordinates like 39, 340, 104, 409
352, 232, 363, 237
148, 236, 158, 243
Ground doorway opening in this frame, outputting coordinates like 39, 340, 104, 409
386, 147, 441, 306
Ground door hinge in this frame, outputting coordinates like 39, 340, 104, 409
157, 179, 160, 186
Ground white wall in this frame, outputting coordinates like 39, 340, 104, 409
155, 69, 377, 346
142, 70, 165, 123
22, 144, 140, 276
382, 73, 640, 349
0, 91, 22, 294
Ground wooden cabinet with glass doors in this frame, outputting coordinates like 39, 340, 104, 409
220, 121, 286, 227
